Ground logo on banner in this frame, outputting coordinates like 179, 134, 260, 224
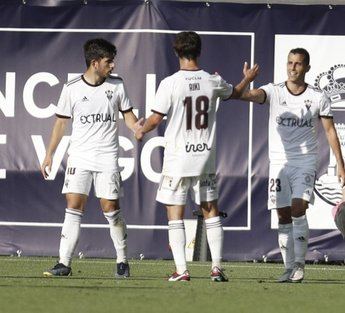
314, 64, 345, 110
314, 66, 345, 207
314, 123, 345, 206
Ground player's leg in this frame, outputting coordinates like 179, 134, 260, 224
101, 198, 129, 278
268, 165, 295, 282
44, 166, 92, 277
94, 171, 129, 278
289, 166, 315, 283
289, 198, 309, 283
166, 204, 190, 281
193, 174, 227, 282
276, 207, 294, 282
200, 200, 228, 282
156, 176, 190, 281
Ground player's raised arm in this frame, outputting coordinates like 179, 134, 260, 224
321, 117, 345, 186
41, 116, 69, 178
230, 62, 259, 99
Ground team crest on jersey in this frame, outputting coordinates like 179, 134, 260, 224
105, 90, 113, 101
304, 100, 312, 111
270, 194, 276, 205
314, 64, 345, 111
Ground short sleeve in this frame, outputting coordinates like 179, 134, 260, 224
319, 91, 333, 117
117, 81, 133, 112
152, 78, 173, 115
55, 84, 72, 118
209, 74, 233, 100
258, 83, 273, 104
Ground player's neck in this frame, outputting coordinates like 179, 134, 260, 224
286, 80, 307, 95
179, 58, 199, 71
83, 70, 105, 86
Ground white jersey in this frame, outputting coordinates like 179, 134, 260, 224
56, 75, 133, 172
260, 82, 332, 167
152, 69, 233, 177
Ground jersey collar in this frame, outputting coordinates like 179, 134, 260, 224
82, 75, 106, 87
285, 81, 308, 96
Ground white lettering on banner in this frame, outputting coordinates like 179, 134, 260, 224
31, 135, 70, 180
0, 72, 15, 117
118, 136, 134, 181
1, 72, 152, 118
140, 136, 165, 183
31, 134, 164, 183
23, 72, 59, 119
0, 135, 6, 179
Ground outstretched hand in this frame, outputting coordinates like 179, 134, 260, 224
243, 62, 259, 83
133, 117, 145, 141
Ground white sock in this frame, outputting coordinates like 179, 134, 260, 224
205, 216, 223, 269
278, 223, 294, 270
59, 208, 83, 267
292, 215, 309, 265
168, 220, 187, 274
104, 210, 128, 264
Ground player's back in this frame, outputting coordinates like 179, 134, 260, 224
156, 69, 232, 177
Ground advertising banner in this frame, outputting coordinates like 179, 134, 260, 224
1, 0, 345, 261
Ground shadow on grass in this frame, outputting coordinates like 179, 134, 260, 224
0, 275, 176, 282
0, 284, 161, 289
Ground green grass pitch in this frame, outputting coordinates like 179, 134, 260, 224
1, 257, 345, 313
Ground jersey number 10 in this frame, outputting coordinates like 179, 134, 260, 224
184, 96, 209, 130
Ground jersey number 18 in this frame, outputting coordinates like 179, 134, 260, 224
184, 96, 209, 130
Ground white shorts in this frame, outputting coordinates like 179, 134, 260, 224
62, 166, 123, 200
268, 164, 315, 210
156, 174, 218, 206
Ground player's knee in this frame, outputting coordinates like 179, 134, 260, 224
277, 207, 292, 224
291, 199, 308, 218
101, 199, 119, 213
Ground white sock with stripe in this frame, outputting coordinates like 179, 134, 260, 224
292, 215, 309, 265
59, 208, 83, 267
168, 220, 187, 274
104, 210, 128, 264
205, 216, 223, 269
278, 223, 294, 270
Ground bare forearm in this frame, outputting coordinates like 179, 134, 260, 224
240, 88, 266, 103
46, 119, 67, 156
231, 77, 252, 99
327, 129, 345, 168
123, 111, 138, 131
142, 115, 162, 134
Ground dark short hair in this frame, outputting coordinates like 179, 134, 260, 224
83, 38, 117, 67
289, 48, 310, 66
173, 31, 201, 60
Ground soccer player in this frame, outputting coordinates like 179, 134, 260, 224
135, 31, 259, 282
41, 38, 142, 278
240, 48, 345, 282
